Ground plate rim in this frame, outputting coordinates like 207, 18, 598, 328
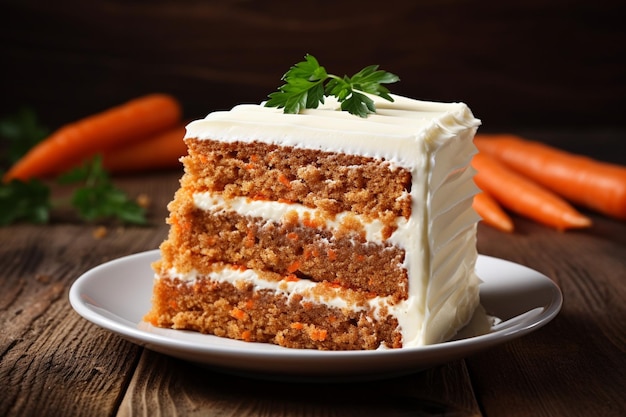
69, 250, 563, 379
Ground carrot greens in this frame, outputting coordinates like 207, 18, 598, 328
57, 156, 146, 225
0, 178, 50, 225
0, 108, 48, 167
265, 54, 399, 118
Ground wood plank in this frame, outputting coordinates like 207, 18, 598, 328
0, 223, 144, 416
117, 350, 481, 417
470, 216, 626, 417
0, 172, 180, 417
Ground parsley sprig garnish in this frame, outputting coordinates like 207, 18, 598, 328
265, 54, 400, 118
0, 110, 146, 226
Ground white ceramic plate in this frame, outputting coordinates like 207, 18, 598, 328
69, 250, 562, 382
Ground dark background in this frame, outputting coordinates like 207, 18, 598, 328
1, 0, 625, 133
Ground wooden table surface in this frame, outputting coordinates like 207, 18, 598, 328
1, 130, 625, 417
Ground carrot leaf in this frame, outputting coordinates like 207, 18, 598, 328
58, 156, 147, 225
0, 108, 48, 167
0, 178, 51, 225
265, 54, 399, 118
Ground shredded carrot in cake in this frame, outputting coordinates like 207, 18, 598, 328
170, 216, 191, 232
286, 232, 299, 240
278, 173, 292, 188
230, 307, 246, 320
278, 198, 294, 204
290, 322, 304, 330
250, 154, 260, 163
232, 264, 248, 272
241, 330, 252, 342
287, 260, 300, 273
244, 229, 255, 247
326, 249, 337, 261
284, 274, 300, 282
309, 328, 328, 342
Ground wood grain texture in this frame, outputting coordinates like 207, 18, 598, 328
473, 217, 626, 417
0, 173, 177, 417
1, 0, 624, 130
117, 350, 481, 417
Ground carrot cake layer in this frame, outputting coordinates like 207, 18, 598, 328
183, 139, 413, 221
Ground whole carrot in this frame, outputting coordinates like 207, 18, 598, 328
102, 125, 187, 173
475, 134, 626, 220
3, 94, 182, 181
473, 191, 514, 233
472, 152, 592, 231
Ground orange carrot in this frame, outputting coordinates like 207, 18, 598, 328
102, 125, 187, 173
3, 94, 182, 181
473, 191, 514, 233
475, 134, 626, 220
472, 152, 592, 231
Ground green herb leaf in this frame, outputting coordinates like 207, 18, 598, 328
0, 178, 51, 225
59, 156, 147, 225
340, 92, 377, 118
265, 54, 399, 117
0, 108, 48, 166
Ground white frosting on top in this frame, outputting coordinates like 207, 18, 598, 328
177, 94, 481, 347
185, 94, 478, 169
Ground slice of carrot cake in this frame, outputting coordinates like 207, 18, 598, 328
145, 93, 482, 350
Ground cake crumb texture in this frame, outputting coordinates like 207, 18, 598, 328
146, 275, 402, 350
160, 190, 409, 300
184, 139, 412, 220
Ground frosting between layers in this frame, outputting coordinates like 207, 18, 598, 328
167, 265, 405, 339
177, 94, 481, 347
193, 192, 409, 246
169, 266, 374, 314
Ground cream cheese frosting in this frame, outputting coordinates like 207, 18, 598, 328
185, 94, 478, 169
177, 94, 481, 347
